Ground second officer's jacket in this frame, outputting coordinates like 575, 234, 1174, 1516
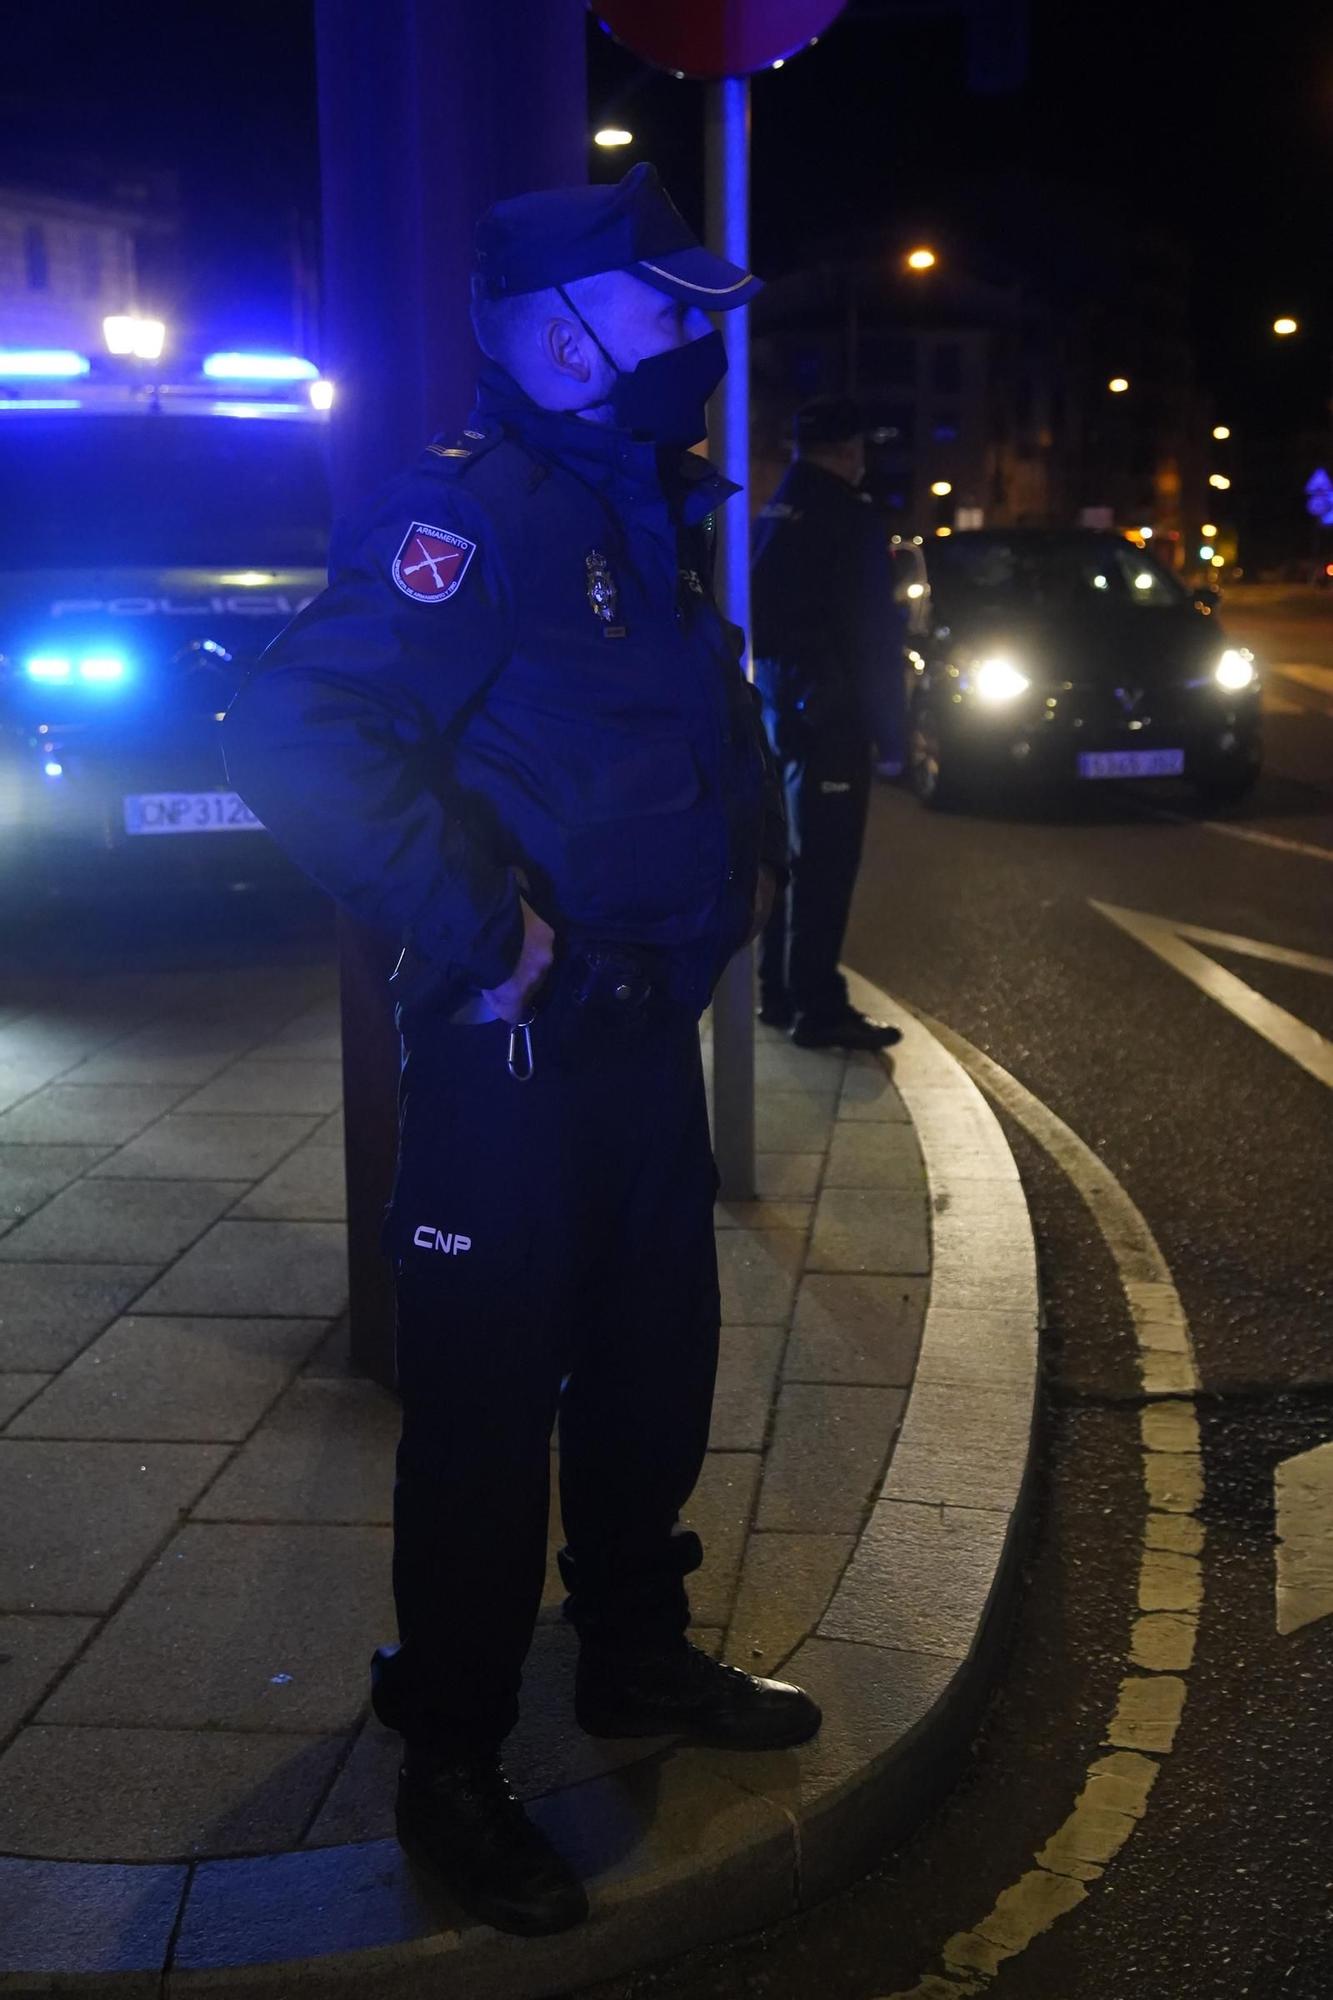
750, 458, 898, 742
222, 362, 786, 1026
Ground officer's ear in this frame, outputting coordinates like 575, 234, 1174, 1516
545, 313, 595, 385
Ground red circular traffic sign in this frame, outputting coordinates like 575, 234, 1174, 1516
593, 0, 846, 80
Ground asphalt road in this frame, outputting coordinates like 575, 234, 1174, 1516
587, 596, 1333, 2000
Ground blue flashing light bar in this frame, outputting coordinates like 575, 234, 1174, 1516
0, 350, 91, 379
25, 653, 128, 685
0, 397, 82, 411
202, 353, 319, 383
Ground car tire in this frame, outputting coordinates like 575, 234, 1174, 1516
909, 709, 961, 810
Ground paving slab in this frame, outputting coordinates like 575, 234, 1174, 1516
716, 1227, 804, 1324
0, 1853, 186, 1988
172, 1058, 343, 1118
40, 1522, 394, 1731
88, 1112, 321, 1182
0, 1440, 230, 1613
784, 1273, 927, 1384
131, 1219, 348, 1319
837, 1057, 912, 1122
193, 1377, 399, 1521
821, 1498, 1014, 1657
0, 1142, 111, 1226
307, 1106, 345, 1149
912, 1305, 1040, 1388
6, 1316, 327, 1442
824, 1118, 926, 1188
754, 1092, 839, 1153
707, 1327, 785, 1451
712, 1198, 811, 1232
756, 1382, 904, 1534
231, 1144, 347, 1221
752, 1151, 823, 1199
0, 1612, 98, 1736
0, 1176, 248, 1266
0, 1261, 160, 1370
725, 1531, 854, 1677
879, 1379, 1034, 1512
808, 1185, 931, 1274
0, 1372, 47, 1426
0, 1725, 346, 1862
681, 1452, 761, 1628
0, 1081, 187, 1147
299, 1315, 354, 1376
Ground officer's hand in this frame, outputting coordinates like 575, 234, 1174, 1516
744, 864, 778, 947
481, 896, 556, 1025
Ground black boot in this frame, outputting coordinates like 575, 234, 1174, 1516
757, 992, 795, 1030
791, 1006, 902, 1051
576, 1639, 822, 1751
395, 1745, 589, 1936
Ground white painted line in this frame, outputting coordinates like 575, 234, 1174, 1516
873, 1013, 1206, 1999
1155, 917, 1333, 978
1132, 803, 1333, 865
1274, 1440, 1333, 1634
1093, 900, 1333, 1093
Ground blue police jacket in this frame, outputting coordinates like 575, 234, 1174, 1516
222, 362, 786, 1025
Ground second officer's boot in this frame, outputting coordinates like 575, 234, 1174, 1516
576, 1637, 822, 1751
394, 1742, 588, 1936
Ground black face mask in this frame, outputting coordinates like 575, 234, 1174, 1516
557, 287, 727, 448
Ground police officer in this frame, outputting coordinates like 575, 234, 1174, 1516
222, 162, 820, 1940
752, 398, 903, 1049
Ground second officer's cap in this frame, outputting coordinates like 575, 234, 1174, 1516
473, 162, 761, 308
792, 397, 865, 447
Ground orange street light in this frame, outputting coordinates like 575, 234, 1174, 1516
1273, 317, 1298, 336
906, 247, 937, 272
1108, 376, 1129, 394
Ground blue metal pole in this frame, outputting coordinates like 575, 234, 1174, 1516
706, 74, 757, 1201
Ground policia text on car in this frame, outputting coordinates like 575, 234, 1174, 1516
222, 165, 822, 1939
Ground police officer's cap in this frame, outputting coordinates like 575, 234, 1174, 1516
792, 398, 865, 447
474, 162, 761, 308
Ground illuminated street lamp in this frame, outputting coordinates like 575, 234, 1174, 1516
1212, 424, 1231, 440
593, 127, 634, 148
906, 246, 937, 271
1108, 376, 1129, 394
1209, 473, 1232, 490
930, 479, 953, 496
934, 524, 952, 537
1273, 317, 1299, 337
1201, 523, 1219, 538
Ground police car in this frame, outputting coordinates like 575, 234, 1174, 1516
0, 338, 331, 894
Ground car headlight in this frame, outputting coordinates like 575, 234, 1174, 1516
972, 656, 1031, 703
1214, 648, 1255, 691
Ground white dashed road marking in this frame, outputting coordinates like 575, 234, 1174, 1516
875, 1018, 1206, 1999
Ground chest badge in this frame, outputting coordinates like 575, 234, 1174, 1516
585, 549, 626, 638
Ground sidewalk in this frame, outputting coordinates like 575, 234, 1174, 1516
0, 951, 1038, 1997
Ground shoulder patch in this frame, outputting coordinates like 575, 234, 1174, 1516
428, 445, 472, 458
391, 521, 477, 603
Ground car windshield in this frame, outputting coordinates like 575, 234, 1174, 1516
0, 414, 331, 569
929, 536, 1190, 615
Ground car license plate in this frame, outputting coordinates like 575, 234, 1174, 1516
123, 791, 264, 835
1076, 748, 1185, 781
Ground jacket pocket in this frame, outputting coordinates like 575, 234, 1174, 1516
553, 730, 709, 925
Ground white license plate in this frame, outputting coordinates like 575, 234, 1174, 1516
1077, 748, 1185, 781
123, 791, 264, 836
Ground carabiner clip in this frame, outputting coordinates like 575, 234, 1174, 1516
507, 1015, 535, 1083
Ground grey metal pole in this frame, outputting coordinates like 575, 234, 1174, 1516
705, 75, 757, 1202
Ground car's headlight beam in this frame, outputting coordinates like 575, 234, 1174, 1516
972, 656, 1031, 703
1214, 648, 1255, 692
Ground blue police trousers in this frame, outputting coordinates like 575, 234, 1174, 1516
377, 964, 721, 1748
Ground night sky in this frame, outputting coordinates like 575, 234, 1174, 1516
3, 1, 1330, 441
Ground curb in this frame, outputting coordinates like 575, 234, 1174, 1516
0, 976, 1040, 1999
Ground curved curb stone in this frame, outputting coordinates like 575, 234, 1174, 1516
0, 976, 1039, 1999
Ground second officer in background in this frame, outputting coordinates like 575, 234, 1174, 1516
752, 397, 902, 1050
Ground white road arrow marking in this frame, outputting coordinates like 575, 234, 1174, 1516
1092, 901, 1333, 1092
1275, 1440, 1333, 1634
